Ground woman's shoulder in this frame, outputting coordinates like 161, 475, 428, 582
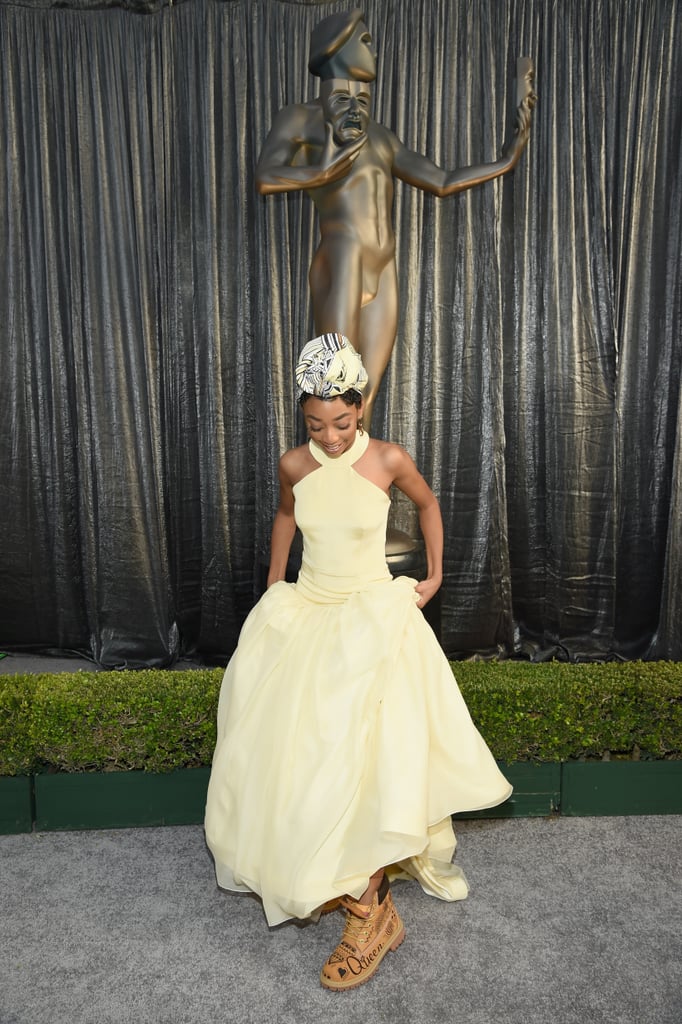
367, 437, 414, 471
279, 442, 316, 486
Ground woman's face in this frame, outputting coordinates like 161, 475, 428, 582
302, 395, 362, 457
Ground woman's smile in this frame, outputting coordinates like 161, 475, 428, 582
321, 440, 345, 455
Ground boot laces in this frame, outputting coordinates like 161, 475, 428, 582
341, 908, 375, 949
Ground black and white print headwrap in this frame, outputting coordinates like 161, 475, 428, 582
295, 333, 368, 398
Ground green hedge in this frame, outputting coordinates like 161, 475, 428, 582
1, 661, 680, 775
0, 670, 220, 775
457, 661, 682, 762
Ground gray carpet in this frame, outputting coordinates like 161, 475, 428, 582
1, 815, 681, 1024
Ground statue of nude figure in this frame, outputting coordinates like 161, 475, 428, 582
256, 9, 536, 428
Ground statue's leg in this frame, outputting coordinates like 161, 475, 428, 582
309, 241, 362, 342
356, 262, 398, 430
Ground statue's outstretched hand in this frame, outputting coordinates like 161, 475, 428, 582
514, 89, 537, 137
317, 122, 367, 184
504, 64, 537, 162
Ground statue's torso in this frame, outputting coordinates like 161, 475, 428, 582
302, 114, 397, 260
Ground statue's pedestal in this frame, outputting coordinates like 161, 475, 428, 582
258, 528, 441, 641
385, 526, 419, 560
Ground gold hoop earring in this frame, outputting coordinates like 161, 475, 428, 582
358, 417, 364, 435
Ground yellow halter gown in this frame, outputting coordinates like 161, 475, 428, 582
204, 430, 511, 926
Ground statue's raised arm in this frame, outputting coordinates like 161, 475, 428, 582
391, 58, 536, 196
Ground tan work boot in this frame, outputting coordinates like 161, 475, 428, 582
320, 876, 405, 991
319, 898, 342, 915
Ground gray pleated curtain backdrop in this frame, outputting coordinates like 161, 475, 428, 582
0, 0, 680, 667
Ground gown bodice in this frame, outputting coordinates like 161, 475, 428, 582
293, 431, 391, 594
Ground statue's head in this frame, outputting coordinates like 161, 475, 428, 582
320, 80, 371, 145
308, 10, 376, 83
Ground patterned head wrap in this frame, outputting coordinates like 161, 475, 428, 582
295, 333, 368, 399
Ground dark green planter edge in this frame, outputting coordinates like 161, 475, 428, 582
455, 760, 682, 820
1, 761, 680, 835
0, 775, 34, 834
34, 766, 211, 832
454, 762, 562, 819
560, 760, 682, 816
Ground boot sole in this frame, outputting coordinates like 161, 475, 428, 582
320, 924, 406, 992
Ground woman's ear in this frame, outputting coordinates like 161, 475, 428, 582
357, 398, 365, 434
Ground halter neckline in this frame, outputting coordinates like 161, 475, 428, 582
308, 429, 370, 467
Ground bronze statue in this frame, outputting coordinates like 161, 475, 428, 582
256, 9, 536, 428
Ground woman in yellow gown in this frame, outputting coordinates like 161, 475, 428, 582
204, 332, 511, 991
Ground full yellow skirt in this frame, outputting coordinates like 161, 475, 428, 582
204, 574, 511, 926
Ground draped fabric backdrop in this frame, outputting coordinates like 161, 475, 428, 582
0, 0, 680, 667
